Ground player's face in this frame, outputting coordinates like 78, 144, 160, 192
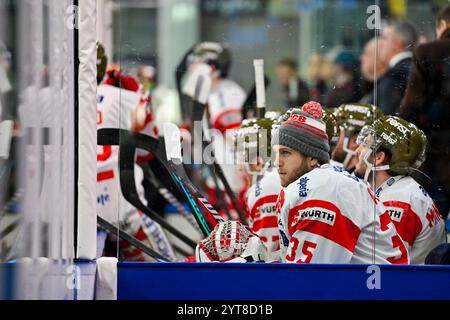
273, 145, 311, 187
331, 129, 359, 170
239, 159, 263, 186
345, 133, 360, 170
354, 134, 374, 179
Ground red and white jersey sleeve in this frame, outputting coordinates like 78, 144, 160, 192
97, 84, 142, 131
246, 170, 282, 253
377, 176, 446, 264
277, 164, 410, 264
207, 79, 245, 133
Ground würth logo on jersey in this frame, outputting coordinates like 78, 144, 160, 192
385, 207, 404, 222
292, 207, 336, 227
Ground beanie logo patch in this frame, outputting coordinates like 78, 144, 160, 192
289, 114, 326, 133
285, 122, 329, 141
288, 114, 327, 133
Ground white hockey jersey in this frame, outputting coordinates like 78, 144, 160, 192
245, 169, 282, 252
205, 78, 246, 194
376, 175, 446, 264
329, 159, 344, 169
277, 164, 409, 264
208, 79, 246, 133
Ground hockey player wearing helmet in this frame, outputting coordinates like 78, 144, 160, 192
273, 102, 409, 264
332, 103, 384, 172
234, 117, 281, 253
187, 41, 245, 134
187, 42, 247, 214
354, 116, 445, 264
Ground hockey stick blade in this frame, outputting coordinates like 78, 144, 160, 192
97, 129, 197, 248
98, 128, 220, 236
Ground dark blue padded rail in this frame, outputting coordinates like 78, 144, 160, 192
118, 262, 450, 300
0, 262, 15, 300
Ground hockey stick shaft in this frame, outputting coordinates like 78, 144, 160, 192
253, 59, 266, 118
207, 162, 233, 220
147, 168, 203, 234
119, 144, 197, 248
97, 129, 197, 248
241, 76, 270, 119
187, 77, 248, 223
211, 160, 247, 224
99, 128, 216, 237
97, 215, 170, 262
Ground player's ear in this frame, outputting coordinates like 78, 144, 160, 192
307, 157, 319, 169
375, 150, 388, 166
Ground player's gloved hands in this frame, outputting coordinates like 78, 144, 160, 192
195, 220, 268, 262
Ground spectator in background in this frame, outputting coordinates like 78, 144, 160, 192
359, 38, 388, 104
276, 58, 309, 108
325, 51, 363, 108
308, 53, 330, 105
376, 20, 418, 115
399, 5, 450, 219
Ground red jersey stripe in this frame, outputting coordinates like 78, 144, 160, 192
250, 195, 279, 219
97, 170, 114, 182
288, 199, 361, 252
212, 108, 241, 133
383, 200, 422, 247
252, 216, 279, 232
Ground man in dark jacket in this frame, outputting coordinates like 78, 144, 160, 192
276, 58, 310, 109
399, 5, 450, 219
376, 21, 418, 115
